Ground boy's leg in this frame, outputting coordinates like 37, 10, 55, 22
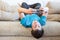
29, 3, 41, 9
21, 2, 41, 9
21, 2, 30, 15
21, 2, 30, 9
29, 3, 42, 16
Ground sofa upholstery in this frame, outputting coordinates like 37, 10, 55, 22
0, 0, 19, 20
46, 0, 60, 21
0, 21, 60, 37
47, 0, 60, 14
0, 0, 60, 40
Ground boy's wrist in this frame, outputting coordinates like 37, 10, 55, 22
42, 13, 48, 17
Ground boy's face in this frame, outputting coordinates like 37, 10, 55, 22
32, 21, 42, 31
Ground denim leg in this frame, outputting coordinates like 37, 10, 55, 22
35, 3, 41, 9
21, 3, 41, 9
21, 2, 41, 16
29, 3, 41, 9
21, 2, 30, 9
29, 3, 41, 16
21, 2, 30, 15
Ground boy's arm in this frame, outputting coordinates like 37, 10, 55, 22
39, 16, 47, 26
18, 7, 33, 14
39, 7, 48, 26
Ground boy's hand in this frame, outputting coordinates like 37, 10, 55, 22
39, 7, 49, 17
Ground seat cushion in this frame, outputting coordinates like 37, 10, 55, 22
0, 21, 60, 37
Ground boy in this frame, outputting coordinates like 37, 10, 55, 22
18, 2, 48, 39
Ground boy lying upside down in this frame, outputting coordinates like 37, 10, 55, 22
18, 2, 49, 39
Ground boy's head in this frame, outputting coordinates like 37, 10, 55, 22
31, 29, 44, 39
31, 21, 44, 39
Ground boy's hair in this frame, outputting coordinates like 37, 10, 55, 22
31, 29, 44, 39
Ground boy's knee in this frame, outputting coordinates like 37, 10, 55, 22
35, 3, 41, 9
22, 2, 26, 5
22, 2, 27, 7
22, 2, 29, 9
36, 3, 41, 6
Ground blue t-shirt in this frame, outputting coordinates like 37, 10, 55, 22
20, 14, 46, 28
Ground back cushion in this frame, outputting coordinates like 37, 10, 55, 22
47, 0, 60, 13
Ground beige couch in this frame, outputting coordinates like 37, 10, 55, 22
0, 0, 60, 40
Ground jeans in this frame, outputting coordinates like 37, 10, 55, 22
21, 2, 41, 9
21, 2, 42, 16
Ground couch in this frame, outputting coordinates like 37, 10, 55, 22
0, 0, 60, 40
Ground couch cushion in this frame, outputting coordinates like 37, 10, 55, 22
0, 21, 60, 37
0, 10, 19, 20
0, 0, 19, 12
47, 0, 60, 13
0, 37, 60, 40
0, 0, 19, 20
